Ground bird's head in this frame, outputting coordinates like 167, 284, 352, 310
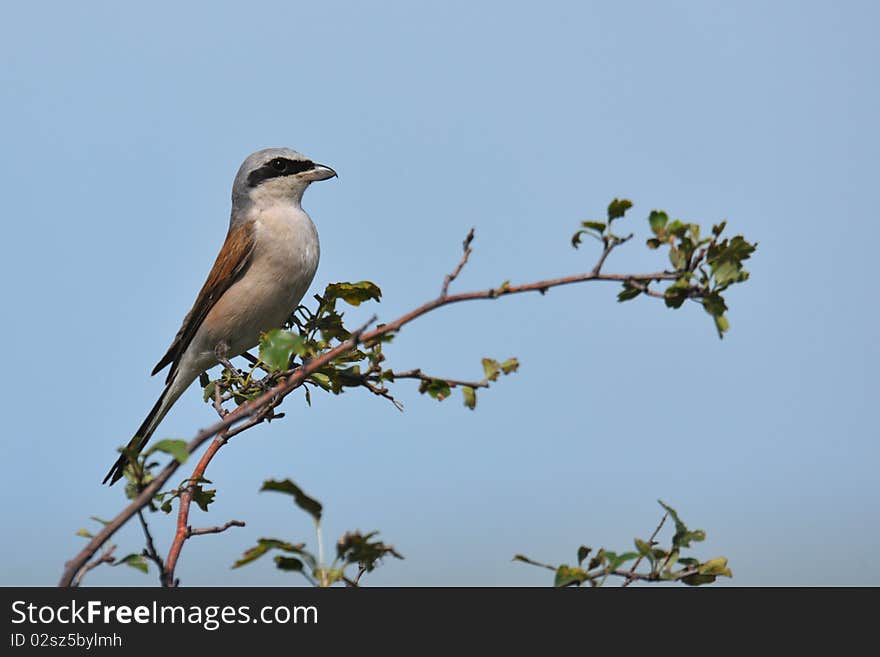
232, 147, 336, 210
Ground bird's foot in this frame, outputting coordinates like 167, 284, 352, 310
214, 342, 242, 379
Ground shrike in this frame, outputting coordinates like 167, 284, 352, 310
103, 147, 336, 485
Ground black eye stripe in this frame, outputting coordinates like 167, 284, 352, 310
247, 158, 315, 187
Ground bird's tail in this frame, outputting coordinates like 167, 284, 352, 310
103, 373, 188, 486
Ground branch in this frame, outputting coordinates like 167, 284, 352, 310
162, 437, 225, 586
595, 566, 701, 585
57, 231, 684, 586
163, 402, 276, 586
187, 520, 246, 537
621, 278, 665, 299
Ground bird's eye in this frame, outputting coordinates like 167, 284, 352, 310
270, 158, 286, 172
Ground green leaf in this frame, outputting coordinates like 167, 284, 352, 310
336, 531, 404, 571
618, 282, 642, 302
682, 573, 716, 586
309, 372, 332, 390
202, 380, 216, 403
651, 547, 668, 561
421, 379, 451, 401
233, 539, 307, 568
724, 235, 757, 262
703, 292, 725, 315
482, 358, 500, 381
261, 479, 323, 523
712, 261, 740, 287
259, 330, 306, 371
316, 311, 351, 342
658, 500, 686, 534
668, 246, 687, 270
554, 565, 589, 587
114, 554, 148, 574
646, 238, 662, 249
706, 236, 756, 291
76, 528, 93, 538
324, 281, 382, 307
648, 210, 668, 235
587, 548, 606, 570
607, 552, 640, 571
712, 221, 727, 237
714, 313, 730, 338
607, 198, 633, 221
658, 500, 707, 549
634, 538, 652, 556
581, 220, 606, 232
500, 358, 519, 374
664, 289, 687, 309
147, 439, 189, 465
577, 546, 591, 566
273, 556, 305, 572
462, 386, 476, 410
666, 220, 688, 238
699, 557, 733, 578
512, 554, 556, 571
191, 485, 216, 512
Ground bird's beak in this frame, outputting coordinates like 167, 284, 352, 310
302, 163, 337, 182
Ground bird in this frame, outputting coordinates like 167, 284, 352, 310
103, 147, 336, 485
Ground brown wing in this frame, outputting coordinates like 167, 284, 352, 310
152, 221, 256, 383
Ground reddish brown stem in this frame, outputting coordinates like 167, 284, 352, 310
162, 435, 227, 587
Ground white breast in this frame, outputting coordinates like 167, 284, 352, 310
252, 206, 321, 291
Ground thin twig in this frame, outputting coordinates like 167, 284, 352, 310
592, 234, 633, 275
610, 566, 699, 583
441, 228, 475, 297
72, 544, 116, 587
187, 520, 246, 537
621, 512, 668, 588
382, 368, 489, 389
360, 380, 405, 411
137, 510, 167, 586
624, 278, 665, 299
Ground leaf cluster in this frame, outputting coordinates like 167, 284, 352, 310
514, 500, 732, 587
573, 199, 756, 338
191, 280, 520, 414
233, 478, 403, 587
645, 214, 755, 337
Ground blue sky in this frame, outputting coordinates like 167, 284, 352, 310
1, 1, 877, 586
